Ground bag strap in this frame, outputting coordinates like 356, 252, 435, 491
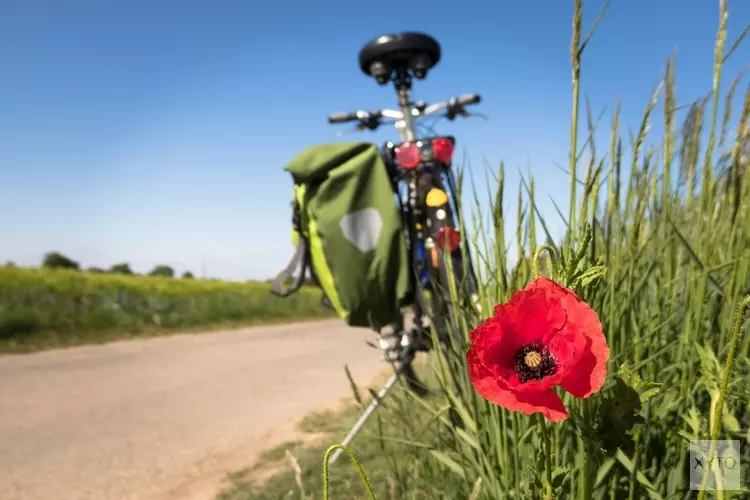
270, 239, 309, 297
320, 293, 334, 310
270, 200, 309, 297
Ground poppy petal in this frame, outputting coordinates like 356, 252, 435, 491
467, 316, 516, 373
545, 326, 588, 378
495, 285, 566, 345
560, 333, 609, 397
559, 289, 604, 336
482, 320, 523, 374
501, 327, 585, 391
469, 372, 569, 422
558, 291, 609, 397
466, 341, 493, 381
530, 276, 576, 300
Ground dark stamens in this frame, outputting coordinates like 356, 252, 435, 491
514, 342, 557, 383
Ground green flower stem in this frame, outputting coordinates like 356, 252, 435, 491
322, 444, 376, 500
532, 244, 561, 281
696, 296, 750, 500
566, 222, 593, 281
581, 398, 595, 500
538, 414, 554, 500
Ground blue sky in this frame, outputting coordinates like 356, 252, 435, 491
1, 0, 748, 280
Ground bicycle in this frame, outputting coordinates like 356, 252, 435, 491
326, 32, 485, 395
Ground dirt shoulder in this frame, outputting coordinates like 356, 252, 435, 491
0, 320, 385, 500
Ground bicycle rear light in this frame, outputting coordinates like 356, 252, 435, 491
431, 137, 454, 164
437, 227, 461, 253
395, 142, 421, 169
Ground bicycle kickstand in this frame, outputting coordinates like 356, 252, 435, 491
326, 361, 409, 466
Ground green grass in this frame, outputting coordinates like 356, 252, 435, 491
224, 0, 750, 498
218, 364, 462, 500
0, 266, 335, 352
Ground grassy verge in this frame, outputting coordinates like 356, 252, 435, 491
218, 362, 466, 500
0, 266, 335, 353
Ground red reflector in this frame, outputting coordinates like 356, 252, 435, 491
395, 142, 421, 169
432, 137, 454, 164
437, 227, 461, 253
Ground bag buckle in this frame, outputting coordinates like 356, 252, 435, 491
291, 200, 301, 232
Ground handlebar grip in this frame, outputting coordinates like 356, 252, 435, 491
457, 93, 481, 106
328, 112, 359, 124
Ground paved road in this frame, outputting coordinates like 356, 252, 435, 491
0, 321, 386, 500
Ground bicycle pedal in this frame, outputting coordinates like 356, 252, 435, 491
380, 350, 401, 363
376, 333, 401, 362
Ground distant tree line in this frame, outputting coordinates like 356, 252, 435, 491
34, 251, 195, 279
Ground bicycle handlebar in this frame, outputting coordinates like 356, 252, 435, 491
328, 111, 359, 124
327, 93, 481, 125
458, 93, 481, 105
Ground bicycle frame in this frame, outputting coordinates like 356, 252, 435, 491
327, 47, 483, 466
395, 83, 418, 142
327, 70, 483, 352
386, 149, 474, 344
380, 79, 479, 352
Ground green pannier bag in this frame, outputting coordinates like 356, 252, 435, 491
271, 142, 411, 330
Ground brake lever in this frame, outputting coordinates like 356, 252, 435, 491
336, 123, 366, 136
445, 105, 467, 121
360, 116, 381, 131
445, 105, 488, 122
336, 116, 381, 136
459, 110, 489, 121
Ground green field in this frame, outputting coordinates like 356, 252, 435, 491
0, 266, 335, 352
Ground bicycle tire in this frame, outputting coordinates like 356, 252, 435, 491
394, 173, 477, 395
422, 171, 476, 349
429, 247, 477, 353
397, 356, 430, 396
391, 248, 470, 397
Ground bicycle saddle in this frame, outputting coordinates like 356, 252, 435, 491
358, 32, 441, 83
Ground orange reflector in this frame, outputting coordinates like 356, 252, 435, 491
430, 247, 439, 268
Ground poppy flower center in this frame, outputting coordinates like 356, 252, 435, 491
514, 342, 557, 383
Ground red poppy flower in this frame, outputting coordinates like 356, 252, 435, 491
466, 276, 609, 422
